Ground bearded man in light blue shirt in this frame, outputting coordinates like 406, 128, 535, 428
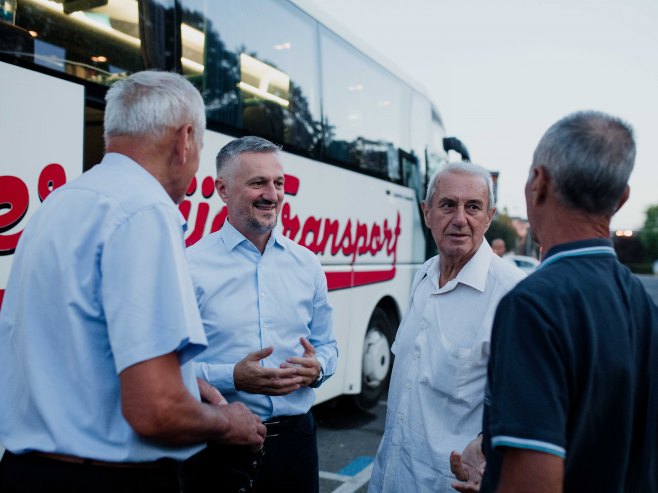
183, 136, 338, 493
0, 71, 265, 493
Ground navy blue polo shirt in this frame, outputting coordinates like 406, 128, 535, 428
481, 238, 658, 492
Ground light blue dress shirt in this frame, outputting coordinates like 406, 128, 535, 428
187, 220, 338, 420
0, 153, 207, 462
369, 241, 525, 492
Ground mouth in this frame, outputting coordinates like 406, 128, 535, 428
254, 200, 277, 212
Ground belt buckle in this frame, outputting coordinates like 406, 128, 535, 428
264, 419, 281, 437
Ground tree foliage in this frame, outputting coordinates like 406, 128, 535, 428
485, 213, 519, 253
638, 204, 658, 261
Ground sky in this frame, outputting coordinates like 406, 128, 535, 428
305, 0, 658, 230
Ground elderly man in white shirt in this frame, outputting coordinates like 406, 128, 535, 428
369, 162, 525, 493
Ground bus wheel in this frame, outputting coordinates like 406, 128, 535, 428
353, 307, 394, 411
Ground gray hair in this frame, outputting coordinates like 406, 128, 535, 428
531, 110, 635, 214
425, 162, 495, 210
104, 71, 206, 144
216, 136, 282, 178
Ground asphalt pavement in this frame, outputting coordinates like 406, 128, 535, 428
315, 398, 387, 493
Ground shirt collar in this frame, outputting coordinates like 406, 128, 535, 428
435, 240, 492, 293
539, 238, 616, 269
101, 153, 188, 233
219, 219, 286, 252
102, 152, 174, 203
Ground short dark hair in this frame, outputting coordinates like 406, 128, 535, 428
215, 136, 281, 178
531, 111, 635, 214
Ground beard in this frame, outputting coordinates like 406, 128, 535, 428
248, 215, 277, 234
248, 199, 278, 234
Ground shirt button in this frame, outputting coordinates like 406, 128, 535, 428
414, 352, 420, 359
260, 292, 265, 297
420, 322, 427, 329
405, 383, 411, 390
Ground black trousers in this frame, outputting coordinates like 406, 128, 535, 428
181, 410, 319, 493
0, 450, 180, 493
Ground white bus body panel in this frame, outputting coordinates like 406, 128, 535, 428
0, 62, 84, 304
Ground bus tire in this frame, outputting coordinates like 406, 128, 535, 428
353, 307, 395, 411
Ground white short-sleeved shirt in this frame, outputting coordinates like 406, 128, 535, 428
0, 153, 207, 462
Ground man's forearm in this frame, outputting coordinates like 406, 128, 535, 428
121, 353, 263, 447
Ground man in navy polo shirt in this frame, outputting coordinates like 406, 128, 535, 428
476, 111, 658, 492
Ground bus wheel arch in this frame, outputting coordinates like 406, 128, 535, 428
353, 299, 399, 411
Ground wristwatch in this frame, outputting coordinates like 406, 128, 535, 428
311, 365, 324, 388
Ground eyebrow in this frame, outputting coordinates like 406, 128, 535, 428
248, 175, 284, 180
437, 197, 484, 204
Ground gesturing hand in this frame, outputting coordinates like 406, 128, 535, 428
234, 346, 303, 396
450, 434, 486, 492
279, 337, 321, 387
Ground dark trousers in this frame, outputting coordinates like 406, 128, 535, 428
0, 450, 180, 493
181, 410, 319, 493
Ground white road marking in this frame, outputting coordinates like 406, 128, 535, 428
319, 463, 374, 493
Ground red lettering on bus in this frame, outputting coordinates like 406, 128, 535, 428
283, 174, 300, 196
281, 203, 401, 265
37, 163, 67, 202
201, 176, 215, 198
0, 176, 30, 255
186, 176, 197, 196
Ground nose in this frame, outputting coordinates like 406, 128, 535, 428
452, 205, 467, 227
262, 181, 279, 202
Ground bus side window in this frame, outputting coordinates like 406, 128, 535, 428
400, 149, 423, 201
181, 0, 322, 156
9, 0, 144, 84
319, 25, 405, 183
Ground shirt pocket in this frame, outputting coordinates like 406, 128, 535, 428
419, 330, 489, 405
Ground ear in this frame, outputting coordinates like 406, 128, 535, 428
613, 185, 630, 214
528, 166, 549, 206
421, 200, 431, 228
175, 124, 194, 166
215, 177, 229, 205
485, 206, 496, 230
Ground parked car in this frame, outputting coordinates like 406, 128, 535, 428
507, 254, 540, 274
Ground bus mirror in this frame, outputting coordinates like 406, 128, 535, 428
63, 0, 107, 15
443, 137, 471, 162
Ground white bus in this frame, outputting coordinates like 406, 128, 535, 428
0, 0, 469, 410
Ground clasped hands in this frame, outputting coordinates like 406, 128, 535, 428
234, 337, 321, 395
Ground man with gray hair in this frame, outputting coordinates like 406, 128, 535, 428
369, 162, 525, 492
478, 111, 658, 492
0, 71, 265, 492
183, 136, 338, 492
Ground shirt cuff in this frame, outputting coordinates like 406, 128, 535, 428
491, 435, 566, 458
193, 361, 237, 393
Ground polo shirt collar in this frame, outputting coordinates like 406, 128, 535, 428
540, 238, 616, 269
219, 219, 286, 252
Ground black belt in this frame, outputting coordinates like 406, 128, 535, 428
24, 451, 177, 470
263, 413, 305, 437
